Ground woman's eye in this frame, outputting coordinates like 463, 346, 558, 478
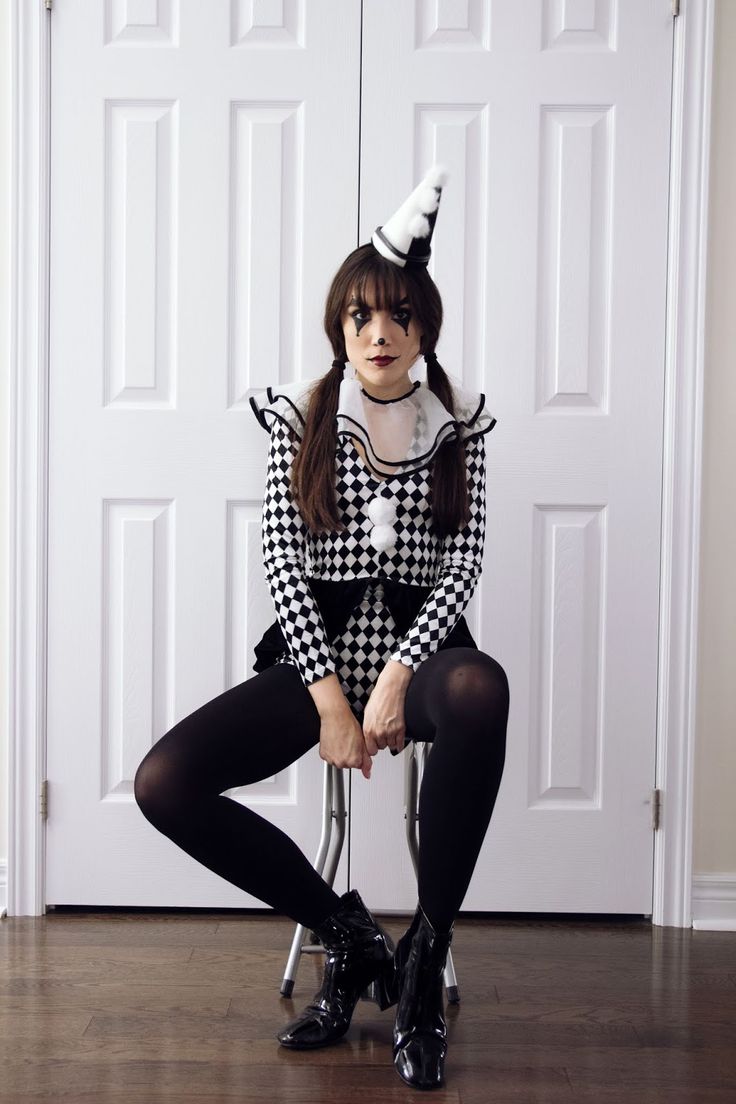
393, 309, 412, 332
349, 308, 371, 335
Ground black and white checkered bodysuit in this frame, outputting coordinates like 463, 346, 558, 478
257, 381, 493, 717
136, 381, 508, 937
275, 575, 398, 716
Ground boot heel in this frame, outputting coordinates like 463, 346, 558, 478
360, 960, 399, 1010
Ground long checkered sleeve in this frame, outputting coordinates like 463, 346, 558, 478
261, 418, 337, 688
388, 432, 487, 672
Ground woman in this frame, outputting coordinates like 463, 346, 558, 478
134, 166, 510, 1091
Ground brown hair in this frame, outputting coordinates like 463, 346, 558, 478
291, 243, 471, 537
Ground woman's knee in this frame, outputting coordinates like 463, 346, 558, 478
133, 731, 195, 825
133, 670, 278, 820
431, 648, 510, 721
133, 746, 170, 822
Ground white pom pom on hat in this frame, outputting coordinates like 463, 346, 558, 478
423, 164, 448, 189
408, 212, 430, 238
416, 184, 440, 214
371, 163, 449, 268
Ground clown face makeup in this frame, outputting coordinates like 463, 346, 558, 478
341, 282, 423, 401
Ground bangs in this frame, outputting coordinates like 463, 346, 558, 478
325, 242, 441, 368
346, 255, 409, 312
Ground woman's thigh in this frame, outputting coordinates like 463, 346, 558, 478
134, 661, 322, 803
402, 646, 510, 743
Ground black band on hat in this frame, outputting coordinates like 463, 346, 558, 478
373, 226, 431, 266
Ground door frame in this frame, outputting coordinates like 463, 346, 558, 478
4, 0, 715, 924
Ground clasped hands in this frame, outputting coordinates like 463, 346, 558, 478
362, 659, 413, 765
316, 661, 413, 781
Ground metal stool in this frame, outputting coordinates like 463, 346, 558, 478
279, 740, 460, 1003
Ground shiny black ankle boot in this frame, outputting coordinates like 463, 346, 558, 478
276, 888, 396, 1049
392, 903, 454, 1090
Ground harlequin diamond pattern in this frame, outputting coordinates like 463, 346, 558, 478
388, 432, 486, 671
261, 418, 487, 692
276, 579, 402, 715
261, 423, 336, 688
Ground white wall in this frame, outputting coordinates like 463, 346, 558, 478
1, 0, 11, 883
0, 4, 733, 908
692, 0, 736, 876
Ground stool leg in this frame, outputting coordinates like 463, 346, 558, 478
403, 742, 460, 1004
321, 766, 347, 888
404, 743, 420, 877
280, 762, 346, 997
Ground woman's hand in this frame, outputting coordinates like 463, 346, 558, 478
318, 704, 374, 780
362, 660, 414, 757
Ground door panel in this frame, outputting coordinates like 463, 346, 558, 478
352, 0, 673, 913
47, 1, 361, 905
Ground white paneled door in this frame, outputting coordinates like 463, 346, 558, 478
353, 1, 674, 912
47, 1, 675, 915
46, 2, 361, 905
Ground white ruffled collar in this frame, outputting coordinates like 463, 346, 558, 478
249, 364, 496, 482
335, 363, 494, 479
249, 365, 496, 553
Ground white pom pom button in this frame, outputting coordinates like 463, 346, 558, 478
367, 495, 397, 525
367, 492, 399, 552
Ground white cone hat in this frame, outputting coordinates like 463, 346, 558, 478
371, 164, 448, 268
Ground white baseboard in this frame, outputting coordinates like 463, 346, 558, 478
0, 864, 731, 928
692, 872, 736, 930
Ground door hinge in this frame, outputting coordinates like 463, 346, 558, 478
651, 787, 662, 831
671, 0, 680, 17
40, 779, 49, 820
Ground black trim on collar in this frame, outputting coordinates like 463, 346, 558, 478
359, 380, 421, 404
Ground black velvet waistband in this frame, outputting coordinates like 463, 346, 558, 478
252, 575, 477, 676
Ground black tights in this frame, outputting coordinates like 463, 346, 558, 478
134, 647, 509, 934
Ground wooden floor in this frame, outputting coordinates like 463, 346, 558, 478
1, 909, 735, 1103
